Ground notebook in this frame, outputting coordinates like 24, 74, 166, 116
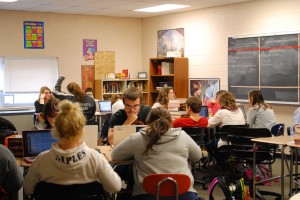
22, 129, 58, 163
199, 106, 209, 118
98, 101, 112, 113
113, 125, 147, 147
83, 125, 98, 149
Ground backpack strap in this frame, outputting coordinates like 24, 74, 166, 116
208, 177, 219, 200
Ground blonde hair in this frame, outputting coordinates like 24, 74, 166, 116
38, 86, 52, 100
219, 92, 238, 111
53, 100, 86, 141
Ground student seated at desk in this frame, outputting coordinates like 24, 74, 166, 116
206, 92, 245, 162
172, 96, 208, 128
111, 107, 202, 200
108, 87, 150, 145
24, 100, 122, 196
206, 90, 227, 116
52, 76, 96, 125
247, 90, 276, 130
98, 94, 124, 145
0, 144, 23, 199
34, 86, 53, 125
152, 87, 176, 108
85, 87, 100, 112
34, 98, 60, 130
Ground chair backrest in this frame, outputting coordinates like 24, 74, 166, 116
237, 104, 247, 123
142, 174, 191, 199
32, 181, 107, 200
181, 127, 207, 145
227, 127, 276, 164
271, 123, 285, 136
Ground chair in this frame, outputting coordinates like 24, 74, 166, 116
142, 174, 190, 200
227, 127, 281, 200
237, 104, 247, 124
201, 124, 249, 189
30, 181, 110, 200
271, 123, 285, 136
181, 127, 208, 189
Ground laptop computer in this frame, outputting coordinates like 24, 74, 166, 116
98, 101, 112, 113
199, 106, 209, 118
83, 125, 98, 149
22, 129, 58, 163
113, 125, 147, 147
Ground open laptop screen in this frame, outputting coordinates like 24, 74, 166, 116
199, 106, 209, 118
22, 129, 58, 158
98, 101, 112, 113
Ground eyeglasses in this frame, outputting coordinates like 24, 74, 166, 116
125, 104, 140, 110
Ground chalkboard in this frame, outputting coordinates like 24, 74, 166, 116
228, 34, 299, 104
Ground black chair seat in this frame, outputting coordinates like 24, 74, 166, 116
32, 181, 109, 200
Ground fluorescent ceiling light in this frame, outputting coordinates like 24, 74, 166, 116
0, 0, 18, 2
134, 4, 190, 13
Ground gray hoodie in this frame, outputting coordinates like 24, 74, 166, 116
111, 127, 202, 196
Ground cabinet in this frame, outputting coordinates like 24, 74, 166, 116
149, 57, 188, 106
95, 79, 149, 105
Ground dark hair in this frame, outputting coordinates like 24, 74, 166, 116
186, 96, 202, 113
248, 90, 271, 110
43, 98, 60, 128
155, 87, 174, 108
67, 82, 85, 102
219, 92, 238, 111
122, 87, 143, 104
143, 107, 172, 156
85, 87, 93, 93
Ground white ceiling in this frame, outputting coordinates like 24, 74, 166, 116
0, 0, 254, 18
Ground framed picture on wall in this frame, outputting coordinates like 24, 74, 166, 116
189, 78, 220, 105
157, 28, 184, 58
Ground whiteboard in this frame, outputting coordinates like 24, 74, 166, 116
4, 57, 58, 92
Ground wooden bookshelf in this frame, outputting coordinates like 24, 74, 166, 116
149, 57, 189, 106
95, 79, 149, 105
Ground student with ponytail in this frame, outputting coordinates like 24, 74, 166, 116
24, 100, 121, 196
247, 90, 276, 130
111, 107, 202, 200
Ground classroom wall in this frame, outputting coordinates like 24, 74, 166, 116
0, 10, 143, 131
0, 10, 143, 84
141, 0, 300, 132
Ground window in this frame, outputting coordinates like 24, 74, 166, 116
0, 57, 58, 107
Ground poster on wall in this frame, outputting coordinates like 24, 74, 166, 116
83, 39, 97, 61
157, 28, 184, 58
189, 78, 220, 105
94, 51, 115, 80
81, 65, 95, 92
24, 21, 44, 49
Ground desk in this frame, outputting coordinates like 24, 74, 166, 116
286, 141, 300, 197
96, 145, 132, 164
251, 136, 292, 200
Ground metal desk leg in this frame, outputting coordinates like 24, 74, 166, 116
281, 146, 285, 200
290, 147, 294, 197
253, 142, 257, 200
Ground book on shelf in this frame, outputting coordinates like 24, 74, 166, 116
161, 62, 174, 75
5, 134, 23, 158
169, 98, 187, 104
